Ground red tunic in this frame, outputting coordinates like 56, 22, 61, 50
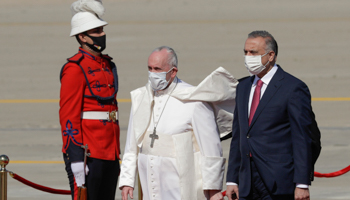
59, 48, 120, 162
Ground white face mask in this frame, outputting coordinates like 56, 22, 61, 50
245, 52, 269, 75
148, 67, 174, 91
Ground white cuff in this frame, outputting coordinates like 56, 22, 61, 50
226, 182, 238, 186
118, 153, 138, 188
296, 183, 309, 189
201, 156, 226, 190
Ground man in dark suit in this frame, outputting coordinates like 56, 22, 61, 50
226, 31, 315, 200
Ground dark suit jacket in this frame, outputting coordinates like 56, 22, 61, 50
227, 66, 314, 197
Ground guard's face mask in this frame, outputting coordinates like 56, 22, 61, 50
84, 33, 106, 53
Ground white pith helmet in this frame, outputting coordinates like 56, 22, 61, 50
69, 0, 107, 37
70, 12, 108, 37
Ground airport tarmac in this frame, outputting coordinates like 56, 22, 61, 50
0, 0, 349, 199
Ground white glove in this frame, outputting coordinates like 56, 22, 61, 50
71, 162, 89, 187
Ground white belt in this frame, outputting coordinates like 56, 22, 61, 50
81, 111, 118, 122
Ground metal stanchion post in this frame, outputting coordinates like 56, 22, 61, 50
0, 155, 9, 200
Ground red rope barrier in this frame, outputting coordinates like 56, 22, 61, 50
222, 190, 226, 196
314, 165, 350, 178
221, 165, 350, 196
8, 165, 350, 197
9, 172, 71, 195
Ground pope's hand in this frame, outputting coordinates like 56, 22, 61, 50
208, 190, 223, 200
121, 186, 134, 200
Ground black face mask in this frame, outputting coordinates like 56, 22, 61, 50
84, 33, 106, 53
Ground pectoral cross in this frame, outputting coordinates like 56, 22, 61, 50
149, 127, 159, 148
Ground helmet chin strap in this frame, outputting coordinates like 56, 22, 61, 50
83, 43, 100, 55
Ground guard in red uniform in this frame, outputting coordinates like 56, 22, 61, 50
59, 1, 120, 200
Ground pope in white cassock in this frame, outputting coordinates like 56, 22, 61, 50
119, 46, 238, 200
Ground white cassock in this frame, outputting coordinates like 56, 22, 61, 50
119, 67, 238, 200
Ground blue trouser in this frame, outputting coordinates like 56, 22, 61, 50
240, 160, 294, 200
